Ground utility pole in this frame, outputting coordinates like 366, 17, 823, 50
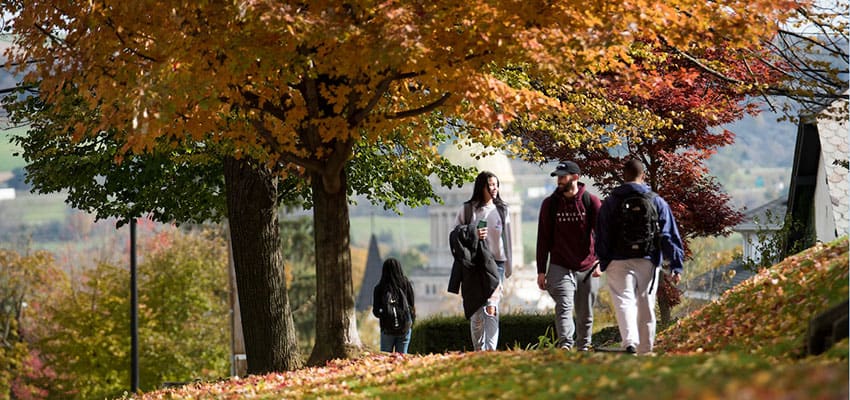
130, 218, 139, 392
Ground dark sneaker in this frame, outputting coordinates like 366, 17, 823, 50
625, 345, 637, 354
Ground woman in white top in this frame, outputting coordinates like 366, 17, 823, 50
453, 171, 513, 351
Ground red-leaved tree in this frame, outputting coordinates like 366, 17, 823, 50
514, 45, 782, 321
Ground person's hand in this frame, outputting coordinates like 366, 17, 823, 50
537, 273, 546, 291
591, 261, 602, 277
477, 228, 487, 240
671, 271, 681, 284
485, 305, 496, 316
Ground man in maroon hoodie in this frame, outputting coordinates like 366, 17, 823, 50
536, 161, 602, 351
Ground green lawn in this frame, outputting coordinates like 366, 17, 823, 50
0, 126, 27, 172
0, 191, 70, 225
349, 215, 431, 250
18, 192, 70, 224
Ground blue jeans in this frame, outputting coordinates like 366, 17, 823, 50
496, 260, 506, 283
380, 329, 412, 353
470, 302, 499, 351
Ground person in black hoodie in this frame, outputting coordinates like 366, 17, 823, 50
372, 258, 416, 353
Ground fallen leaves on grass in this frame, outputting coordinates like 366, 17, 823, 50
128, 239, 849, 399
129, 350, 848, 399
657, 238, 849, 358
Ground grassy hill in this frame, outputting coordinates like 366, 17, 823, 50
658, 238, 848, 358
131, 238, 848, 399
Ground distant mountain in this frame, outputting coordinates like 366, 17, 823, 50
710, 108, 798, 172
707, 107, 798, 209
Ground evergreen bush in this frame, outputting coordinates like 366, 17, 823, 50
409, 313, 624, 354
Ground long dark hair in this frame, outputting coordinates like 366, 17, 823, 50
378, 257, 411, 292
466, 171, 507, 210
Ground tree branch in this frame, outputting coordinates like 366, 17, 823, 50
33, 23, 70, 51
386, 92, 452, 120
348, 71, 419, 127
104, 16, 158, 63
0, 85, 38, 95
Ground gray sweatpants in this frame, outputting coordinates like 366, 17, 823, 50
546, 263, 599, 349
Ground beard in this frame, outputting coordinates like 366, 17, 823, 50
557, 177, 577, 193
556, 180, 572, 192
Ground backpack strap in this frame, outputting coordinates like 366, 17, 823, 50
581, 191, 595, 237
497, 204, 507, 243
581, 190, 596, 241
496, 205, 506, 231
641, 191, 662, 295
463, 202, 473, 225
547, 192, 559, 249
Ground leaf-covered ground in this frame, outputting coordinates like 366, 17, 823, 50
657, 237, 849, 357
131, 239, 849, 399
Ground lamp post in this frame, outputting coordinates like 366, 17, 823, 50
130, 217, 139, 392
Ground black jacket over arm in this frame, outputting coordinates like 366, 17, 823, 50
448, 222, 500, 319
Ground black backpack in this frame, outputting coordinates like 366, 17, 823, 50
379, 286, 412, 335
613, 191, 659, 258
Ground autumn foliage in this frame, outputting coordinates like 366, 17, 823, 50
658, 237, 849, 357
6, 226, 231, 399
520, 44, 786, 242
4, 1, 801, 177
3, 0, 803, 371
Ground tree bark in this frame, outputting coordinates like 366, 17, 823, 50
658, 297, 672, 327
223, 157, 302, 374
308, 169, 364, 366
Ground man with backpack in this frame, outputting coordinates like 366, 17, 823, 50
536, 160, 602, 351
594, 159, 684, 355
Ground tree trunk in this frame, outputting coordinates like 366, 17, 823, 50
657, 276, 674, 327
308, 169, 364, 366
658, 297, 672, 327
223, 157, 302, 374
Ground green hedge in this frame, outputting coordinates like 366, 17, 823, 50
409, 313, 622, 354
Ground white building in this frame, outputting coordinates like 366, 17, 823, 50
786, 94, 849, 248
735, 197, 787, 266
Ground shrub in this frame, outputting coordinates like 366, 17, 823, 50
409, 313, 623, 353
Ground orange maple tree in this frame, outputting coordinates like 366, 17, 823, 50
3, 1, 799, 372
